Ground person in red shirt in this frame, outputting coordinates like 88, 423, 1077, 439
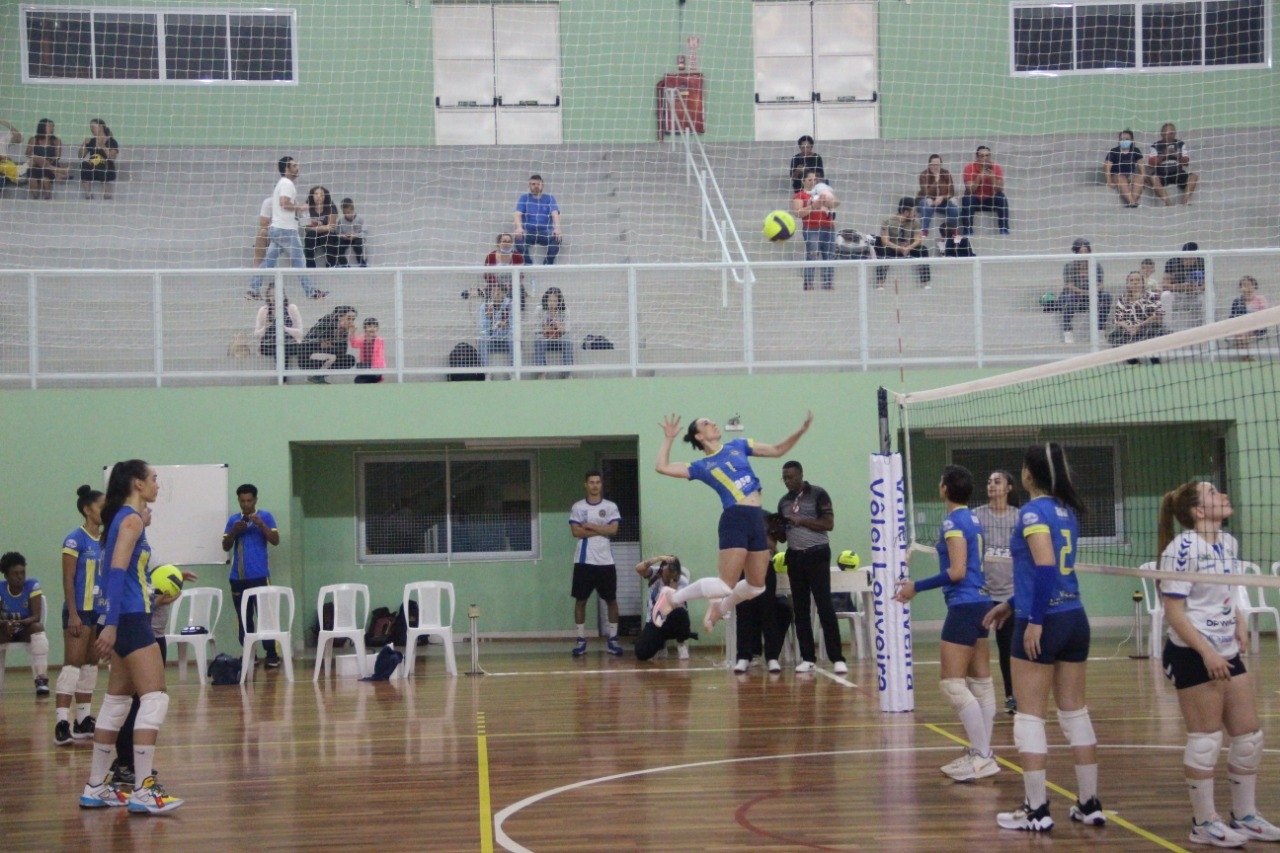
960, 146, 1010, 236
790, 169, 839, 290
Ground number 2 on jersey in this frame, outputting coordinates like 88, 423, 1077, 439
1058, 529, 1074, 575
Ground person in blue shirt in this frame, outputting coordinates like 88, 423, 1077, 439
512, 174, 562, 265
895, 465, 998, 782
0, 551, 49, 696
55, 484, 105, 746
651, 411, 812, 633
984, 443, 1102, 833
81, 459, 183, 814
221, 483, 281, 668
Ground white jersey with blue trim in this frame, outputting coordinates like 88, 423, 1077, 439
569, 498, 620, 566
1159, 530, 1241, 658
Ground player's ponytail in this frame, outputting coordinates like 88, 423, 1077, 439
100, 459, 149, 543
1157, 482, 1200, 558
683, 420, 703, 452
1023, 443, 1086, 515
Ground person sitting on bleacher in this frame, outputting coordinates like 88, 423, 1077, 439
1161, 242, 1206, 331
1104, 129, 1148, 208
1108, 270, 1168, 356
1229, 275, 1269, 351
874, 197, 931, 289
960, 146, 1010, 236
0, 119, 23, 193
513, 175, 561, 265
1059, 238, 1109, 344
1148, 123, 1199, 206
25, 118, 61, 201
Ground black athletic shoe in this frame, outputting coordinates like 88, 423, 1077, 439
265, 658, 282, 670
54, 719, 73, 746
72, 715, 96, 739
109, 760, 136, 788
35, 676, 50, 696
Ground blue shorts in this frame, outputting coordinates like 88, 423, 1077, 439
112, 612, 158, 659
940, 601, 992, 646
62, 605, 96, 631
1011, 608, 1090, 664
718, 504, 768, 552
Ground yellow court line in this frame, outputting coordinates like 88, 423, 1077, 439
924, 722, 1190, 853
478, 712, 494, 853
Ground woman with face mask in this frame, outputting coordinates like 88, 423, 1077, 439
1104, 129, 1147, 208
484, 233, 525, 286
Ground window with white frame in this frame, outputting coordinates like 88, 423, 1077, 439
357, 453, 538, 563
1011, 0, 1268, 75
21, 6, 297, 83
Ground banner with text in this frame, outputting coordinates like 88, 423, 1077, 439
869, 453, 913, 712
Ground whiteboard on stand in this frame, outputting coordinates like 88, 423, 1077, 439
103, 463, 229, 566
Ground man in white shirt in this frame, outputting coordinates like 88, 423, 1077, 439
258, 157, 325, 300
569, 470, 621, 657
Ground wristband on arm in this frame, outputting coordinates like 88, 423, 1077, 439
913, 572, 948, 594
103, 567, 127, 627
1028, 563, 1056, 625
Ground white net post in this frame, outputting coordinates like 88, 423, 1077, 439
869, 452, 913, 713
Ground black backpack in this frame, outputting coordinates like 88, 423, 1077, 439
448, 342, 484, 381
391, 600, 429, 648
208, 653, 242, 686
365, 606, 396, 648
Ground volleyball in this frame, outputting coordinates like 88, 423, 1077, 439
838, 550, 861, 570
150, 564, 184, 597
763, 210, 796, 242
771, 551, 787, 573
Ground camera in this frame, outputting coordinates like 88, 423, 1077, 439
460, 289, 471, 299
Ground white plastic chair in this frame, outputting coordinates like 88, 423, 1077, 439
239, 586, 295, 683
402, 581, 457, 677
0, 594, 47, 691
165, 587, 223, 684
313, 583, 370, 681
1236, 561, 1279, 655
1138, 563, 1164, 660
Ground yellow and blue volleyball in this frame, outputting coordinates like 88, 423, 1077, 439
150, 564, 184, 597
838, 550, 861, 570
763, 210, 796, 242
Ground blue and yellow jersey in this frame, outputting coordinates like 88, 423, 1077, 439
62, 526, 101, 613
1010, 496, 1083, 619
687, 438, 762, 510
101, 506, 153, 619
0, 578, 43, 621
935, 507, 991, 607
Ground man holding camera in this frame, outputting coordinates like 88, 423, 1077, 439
222, 483, 281, 668
959, 145, 1010, 236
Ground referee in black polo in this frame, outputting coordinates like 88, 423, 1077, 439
780, 461, 847, 675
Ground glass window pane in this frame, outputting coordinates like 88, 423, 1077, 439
363, 461, 448, 556
1076, 5, 1136, 69
1143, 2, 1204, 67
1014, 7, 1074, 72
165, 14, 228, 81
94, 14, 158, 80
230, 15, 294, 82
450, 459, 533, 555
26, 10, 92, 79
1206, 0, 1265, 65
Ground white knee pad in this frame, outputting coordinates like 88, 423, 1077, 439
1229, 730, 1264, 773
96, 693, 133, 733
1057, 706, 1097, 748
941, 677, 977, 713
29, 631, 49, 657
135, 691, 170, 732
1185, 731, 1223, 773
744, 584, 766, 601
56, 665, 81, 697
967, 676, 996, 710
1013, 713, 1048, 755
77, 664, 98, 694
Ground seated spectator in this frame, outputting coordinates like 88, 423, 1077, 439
25, 118, 61, 200
960, 145, 1010, 235
484, 233, 525, 284
634, 555, 694, 661
77, 118, 118, 200
1104, 129, 1147, 208
938, 223, 974, 258
534, 286, 573, 376
299, 305, 357, 384
513, 175, 561, 265
303, 186, 339, 268
0, 551, 49, 696
791, 169, 838, 290
1229, 275, 1269, 349
1059, 238, 1110, 344
789, 135, 825, 192
253, 283, 304, 375
1148, 122, 1198, 206
1140, 258, 1160, 290
915, 154, 958, 237
1108, 271, 1168, 353
0, 120, 22, 193
1161, 242, 1205, 331
0, 118, 21, 146
350, 316, 385, 384
334, 198, 368, 268
477, 282, 512, 367
874, 197, 931, 289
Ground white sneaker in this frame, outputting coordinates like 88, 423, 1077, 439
1063, 330, 1075, 344
795, 661, 815, 673
833, 661, 849, 675
940, 749, 974, 776
767, 659, 781, 673
733, 658, 750, 674
1190, 817, 1249, 848
677, 642, 689, 661
1230, 813, 1280, 842
943, 752, 1000, 781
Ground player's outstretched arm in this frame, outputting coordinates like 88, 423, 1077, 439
753, 410, 813, 458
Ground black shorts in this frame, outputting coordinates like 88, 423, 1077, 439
1154, 167, 1190, 188
112, 612, 157, 658
718, 504, 768, 552
940, 602, 991, 646
571, 563, 617, 602
62, 605, 96, 631
1162, 640, 1246, 690
1011, 608, 1090, 664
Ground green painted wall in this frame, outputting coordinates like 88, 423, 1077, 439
2, 1, 1273, 147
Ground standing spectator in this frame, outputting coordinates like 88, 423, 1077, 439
1229, 275, 1269, 351
788, 135, 825, 192
0, 552, 49, 695
1162, 242, 1206, 331
960, 146, 1010, 235
634, 555, 694, 661
569, 470, 622, 657
534, 286, 573, 376
973, 471, 1019, 714
334, 198, 368, 268
221, 484, 281, 669
874, 197, 931, 288
1104, 129, 1147, 208
78, 119, 118, 200
254, 282, 304, 376
299, 305, 358, 383
247, 195, 273, 299
791, 169, 838, 290
1108, 271, 1168, 351
350, 316, 385, 384
916, 154, 958, 238
259, 157, 325, 300
25, 118, 61, 200
779, 460, 845, 675
513, 174, 561, 265
1149, 122, 1199, 206
1059, 238, 1109, 344
302, 186, 339, 269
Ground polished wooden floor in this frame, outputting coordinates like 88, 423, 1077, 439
3, 631, 1277, 852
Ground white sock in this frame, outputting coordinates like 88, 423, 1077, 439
1229, 772, 1257, 819
574, 624, 585, 638
671, 576, 732, 606
1188, 776, 1217, 824
980, 701, 996, 752
1075, 763, 1098, 802
76, 702, 92, 724
1025, 770, 1048, 809
57, 707, 70, 723
957, 700, 990, 757
134, 745, 155, 784
89, 743, 114, 785
607, 622, 617, 639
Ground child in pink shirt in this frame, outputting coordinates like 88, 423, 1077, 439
350, 317, 385, 384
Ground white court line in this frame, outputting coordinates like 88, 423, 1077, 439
485, 665, 857, 686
